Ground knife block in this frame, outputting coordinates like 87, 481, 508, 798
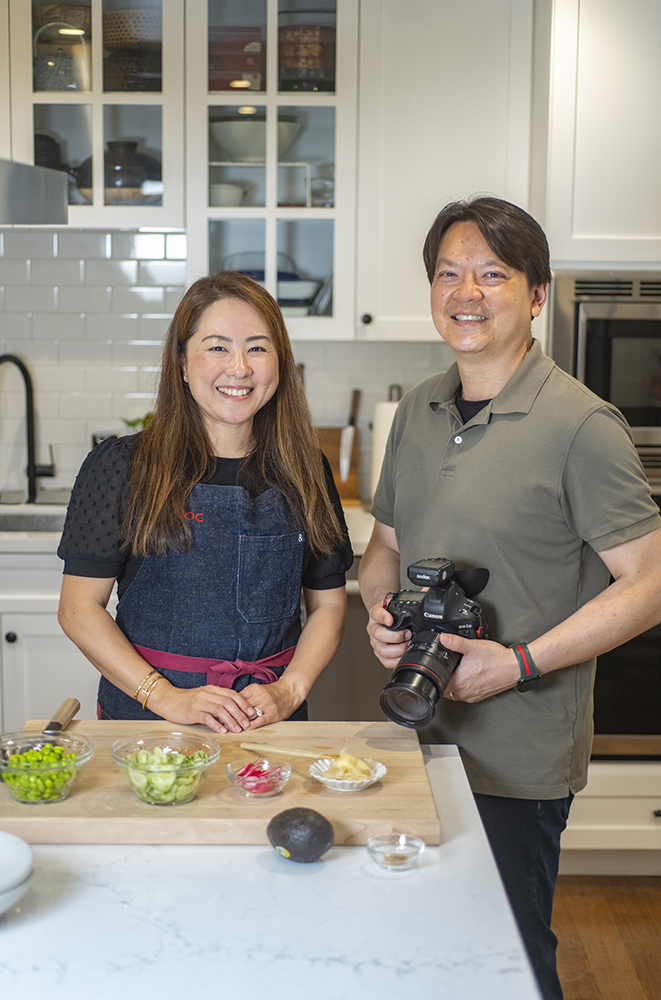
316, 427, 362, 504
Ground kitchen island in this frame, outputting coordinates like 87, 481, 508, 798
0, 746, 541, 1000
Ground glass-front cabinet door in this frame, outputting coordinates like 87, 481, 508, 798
186, 0, 357, 339
8, 0, 184, 226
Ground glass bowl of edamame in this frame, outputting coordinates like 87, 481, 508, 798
0, 732, 95, 804
110, 731, 220, 806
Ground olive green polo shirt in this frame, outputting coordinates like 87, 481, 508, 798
372, 340, 660, 798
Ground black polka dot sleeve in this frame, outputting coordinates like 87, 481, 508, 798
57, 435, 138, 579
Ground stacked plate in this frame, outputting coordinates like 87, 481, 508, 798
0, 831, 33, 916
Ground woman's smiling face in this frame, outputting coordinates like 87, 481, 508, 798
181, 297, 280, 456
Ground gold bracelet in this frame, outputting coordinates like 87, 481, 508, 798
141, 675, 163, 711
133, 669, 158, 701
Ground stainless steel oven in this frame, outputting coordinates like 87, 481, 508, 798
550, 272, 661, 758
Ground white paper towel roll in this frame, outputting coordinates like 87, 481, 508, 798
370, 401, 399, 500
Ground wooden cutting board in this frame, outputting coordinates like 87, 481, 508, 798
0, 720, 441, 846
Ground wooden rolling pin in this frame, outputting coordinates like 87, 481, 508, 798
239, 741, 338, 760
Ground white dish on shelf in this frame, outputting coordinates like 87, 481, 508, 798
309, 757, 387, 792
209, 120, 300, 163
209, 183, 244, 207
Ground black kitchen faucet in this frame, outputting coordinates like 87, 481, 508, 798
0, 353, 55, 502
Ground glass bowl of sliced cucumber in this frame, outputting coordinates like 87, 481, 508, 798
111, 731, 220, 806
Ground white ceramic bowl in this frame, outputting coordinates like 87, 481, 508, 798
0, 831, 33, 915
209, 182, 244, 207
210, 120, 300, 163
309, 757, 387, 792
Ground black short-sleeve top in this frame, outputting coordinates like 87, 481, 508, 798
58, 434, 353, 598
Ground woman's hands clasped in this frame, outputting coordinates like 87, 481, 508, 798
156, 678, 301, 735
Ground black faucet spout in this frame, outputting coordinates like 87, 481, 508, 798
0, 353, 54, 503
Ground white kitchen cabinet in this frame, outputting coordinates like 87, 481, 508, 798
355, 0, 534, 340
546, 0, 661, 264
7, 0, 185, 227
560, 761, 661, 874
0, 535, 104, 730
184, 0, 358, 340
0, 612, 100, 731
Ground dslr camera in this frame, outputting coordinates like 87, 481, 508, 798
379, 557, 489, 728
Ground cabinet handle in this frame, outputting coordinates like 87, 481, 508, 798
361, 313, 373, 325
4, 632, 17, 643
654, 809, 661, 817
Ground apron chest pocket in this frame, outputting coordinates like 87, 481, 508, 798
237, 532, 305, 623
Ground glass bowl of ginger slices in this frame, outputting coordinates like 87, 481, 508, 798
309, 749, 387, 792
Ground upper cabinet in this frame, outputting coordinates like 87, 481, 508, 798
355, 0, 534, 340
184, 0, 358, 340
7, 0, 185, 227
546, 0, 661, 264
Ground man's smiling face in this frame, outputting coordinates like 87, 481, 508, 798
430, 221, 546, 365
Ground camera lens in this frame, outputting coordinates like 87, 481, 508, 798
380, 669, 438, 727
379, 632, 461, 728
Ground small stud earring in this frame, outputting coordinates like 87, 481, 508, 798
183, 375, 188, 383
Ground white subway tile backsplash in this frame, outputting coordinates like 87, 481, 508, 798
33, 392, 60, 421
166, 234, 187, 259
57, 231, 110, 259
113, 286, 165, 312
138, 261, 187, 286
0, 314, 31, 337
375, 342, 432, 369
324, 342, 379, 369
86, 367, 140, 393
37, 418, 88, 446
0, 226, 452, 494
33, 365, 86, 393
112, 341, 162, 366
112, 233, 165, 259
164, 287, 184, 313
59, 340, 113, 365
85, 313, 139, 340
58, 285, 111, 313
1, 230, 54, 258
0, 339, 59, 364
32, 313, 85, 339
85, 260, 139, 286
30, 259, 83, 286
60, 393, 114, 420
5, 285, 57, 312
138, 368, 161, 393
137, 315, 170, 339
0, 260, 29, 284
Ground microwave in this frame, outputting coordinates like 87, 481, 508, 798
549, 271, 661, 488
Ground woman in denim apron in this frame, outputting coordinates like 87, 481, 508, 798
58, 273, 351, 735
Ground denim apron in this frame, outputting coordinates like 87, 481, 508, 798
98, 483, 307, 721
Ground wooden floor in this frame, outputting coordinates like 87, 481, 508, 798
553, 876, 661, 1000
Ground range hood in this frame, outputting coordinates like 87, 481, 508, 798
0, 157, 68, 225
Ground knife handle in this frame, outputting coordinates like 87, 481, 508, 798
46, 698, 81, 732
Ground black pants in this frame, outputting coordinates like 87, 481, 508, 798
474, 792, 573, 1000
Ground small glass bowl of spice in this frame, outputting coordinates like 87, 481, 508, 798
366, 834, 425, 870
226, 758, 292, 797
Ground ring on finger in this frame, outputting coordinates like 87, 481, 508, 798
254, 707, 263, 717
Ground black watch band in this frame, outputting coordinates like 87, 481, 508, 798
510, 642, 541, 691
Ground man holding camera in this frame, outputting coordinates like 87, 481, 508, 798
358, 196, 661, 1000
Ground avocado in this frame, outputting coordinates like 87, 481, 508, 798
267, 807, 334, 863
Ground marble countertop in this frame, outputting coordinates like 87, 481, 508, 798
0, 746, 541, 1000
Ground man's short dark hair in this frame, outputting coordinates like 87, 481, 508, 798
422, 196, 552, 289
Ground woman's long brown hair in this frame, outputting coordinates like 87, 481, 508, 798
122, 272, 343, 556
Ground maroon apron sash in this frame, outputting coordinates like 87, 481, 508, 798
131, 643, 296, 688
